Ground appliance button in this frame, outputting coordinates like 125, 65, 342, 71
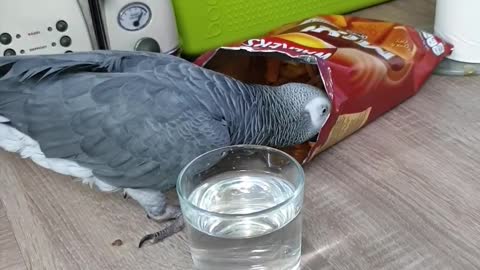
0, 33, 12, 45
3, 49, 16, 56
134, 38, 161, 52
56, 20, 68, 32
60, 36, 72, 47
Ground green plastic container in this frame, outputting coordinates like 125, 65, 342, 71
172, 0, 391, 55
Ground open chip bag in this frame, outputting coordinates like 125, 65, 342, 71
194, 15, 453, 163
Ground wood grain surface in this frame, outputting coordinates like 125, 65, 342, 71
2, 0, 480, 269
0, 200, 26, 270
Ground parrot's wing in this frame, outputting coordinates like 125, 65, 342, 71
0, 50, 190, 82
0, 55, 231, 190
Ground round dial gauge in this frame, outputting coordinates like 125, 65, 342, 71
118, 3, 151, 31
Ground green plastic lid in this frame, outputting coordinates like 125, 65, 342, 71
172, 0, 391, 55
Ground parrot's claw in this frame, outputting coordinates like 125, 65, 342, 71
138, 213, 185, 248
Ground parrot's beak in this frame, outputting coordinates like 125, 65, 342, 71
308, 133, 319, 143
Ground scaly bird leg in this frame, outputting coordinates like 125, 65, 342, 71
124, 188, 185, 247
139, 211, 185, 248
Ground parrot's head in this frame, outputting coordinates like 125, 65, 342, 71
271, 82, 331, 146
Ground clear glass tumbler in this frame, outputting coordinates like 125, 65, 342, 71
177, 145, 305, 270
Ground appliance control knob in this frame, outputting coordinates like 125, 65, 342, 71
60, 36, 72, 47
56, 20, 68, 32
0, 33, 12, 45
134, 37, 160, 52
3, 49, 16, 56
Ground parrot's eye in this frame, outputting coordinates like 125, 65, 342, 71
322, 108, 327, 114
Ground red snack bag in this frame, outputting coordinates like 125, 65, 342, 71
195, 15, 453, 163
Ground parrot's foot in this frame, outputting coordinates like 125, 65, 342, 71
124, 188, 185, 247
139, 212, 185, 248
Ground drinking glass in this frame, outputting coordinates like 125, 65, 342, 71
177, 145, 305, 270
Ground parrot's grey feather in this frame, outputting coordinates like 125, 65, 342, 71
0, 50, 181, 85
0, 51, 231, 190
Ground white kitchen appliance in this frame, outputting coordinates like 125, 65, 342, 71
0, 0, 180, 56
434, 0, 480, 76
0, 0, 95, 56
89, 0, 180, 54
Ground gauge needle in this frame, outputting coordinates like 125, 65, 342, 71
134, 12, 144, 27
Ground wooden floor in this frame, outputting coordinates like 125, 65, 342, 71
3, 0, 480, 269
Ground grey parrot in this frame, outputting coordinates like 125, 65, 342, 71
0, 50, 331, 247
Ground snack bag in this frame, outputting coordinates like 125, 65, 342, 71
195, 15, 453, 163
